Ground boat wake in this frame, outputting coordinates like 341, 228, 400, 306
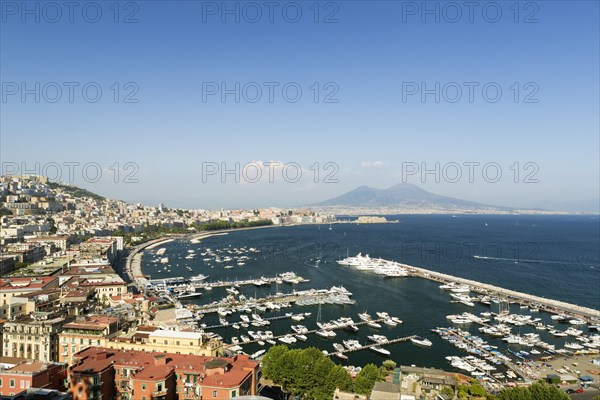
473, 255, 592, 266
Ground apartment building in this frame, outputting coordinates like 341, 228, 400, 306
2, 313, 72, 362
68, 347, 259, 400
57, 315, 121, 363
0, 358, 67, 397
106, 328, 223, 357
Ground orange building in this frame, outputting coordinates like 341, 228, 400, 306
0, 358, 67, 397
58, 315, 121, 363
69, 347, 260, 400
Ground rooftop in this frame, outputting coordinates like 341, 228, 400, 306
71, 347, 258, 388
0, 277, 58, 292
0, 360, 64, 375
148, 330, 203, 340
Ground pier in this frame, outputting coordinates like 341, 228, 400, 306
403, 265, 600, 322
330, 336, 417, 355
437, 328, 530, 381
186, 287, 352, 315
222, 317, 405, 347
148, 273, 307, 291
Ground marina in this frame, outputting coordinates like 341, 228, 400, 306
127, 216, 599, 385
337, 252, 600, 322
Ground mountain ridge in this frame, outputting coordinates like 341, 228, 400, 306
311, 183, 508, 210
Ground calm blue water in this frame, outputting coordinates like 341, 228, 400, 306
142, 215, 600, 370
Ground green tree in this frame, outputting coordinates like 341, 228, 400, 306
382, 360, 397, 370
440, 386, 455, 398
469, 383, 487, 397
497, 382, 569, 400
352, 363, 381, 395
261, 345, 289, 384
262, 346, 347, 399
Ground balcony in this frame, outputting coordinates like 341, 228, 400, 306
152, 389, 168, 397
119, 385, 132, 393
179, 392, 201, 399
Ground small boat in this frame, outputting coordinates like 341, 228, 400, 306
226, 287, 239, 295
334, 353, 348, 361
316, 330, 336, 338
411, 336, 433, 347
367, 321, 382, 329
367, 334, 388, 344
250, 350, 266, 359
177, 290, 203, 299
295, 334, 308, 342
358, 312, 372, 322
370, 346, 391, 356
333, 343, 345, 352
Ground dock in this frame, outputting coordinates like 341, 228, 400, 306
397, 264, 600, 322
188, 288, 351, 315
330, 336, 417, 355
437, 328, 530, 381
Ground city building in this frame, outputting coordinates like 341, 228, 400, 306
105, 328, 222, 357
2, 313, 72, 362
398, 366, 457, 399
0, 278, 59, 320
68, 347, 260, 400
0, 358, 67, 397
57, 316, 121, 364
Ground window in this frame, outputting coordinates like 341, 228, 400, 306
142, 384, 146, 390
0, 378, 3, 386
20, 380, 25, 389
231, 390, 237, 397
10, 379, 15, 388
213, 390, 217, 398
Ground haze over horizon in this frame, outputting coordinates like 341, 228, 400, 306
1, 1, 598, 210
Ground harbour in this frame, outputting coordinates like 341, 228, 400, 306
130, 215, 599, 386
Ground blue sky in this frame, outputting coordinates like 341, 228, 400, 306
1, 0, 599, 210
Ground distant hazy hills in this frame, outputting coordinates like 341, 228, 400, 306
312, 183, 505, 211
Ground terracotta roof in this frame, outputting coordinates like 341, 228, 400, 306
0, 276, 57, 291
6, 361, 47, 374
71, 347, 258, 389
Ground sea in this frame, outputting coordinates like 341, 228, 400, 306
141, 214, 600, 371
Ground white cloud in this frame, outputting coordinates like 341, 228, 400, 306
360, 161, 388, 168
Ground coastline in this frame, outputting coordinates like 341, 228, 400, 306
124, 223, 289, 291
126, 221, 598, 322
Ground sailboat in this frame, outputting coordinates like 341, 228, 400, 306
328, 223, 333, 230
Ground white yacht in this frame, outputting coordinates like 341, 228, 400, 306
411, 336, 433, 347
370, 346, 391, 356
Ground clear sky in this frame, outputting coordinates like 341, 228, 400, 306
1, 0, 599, 210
